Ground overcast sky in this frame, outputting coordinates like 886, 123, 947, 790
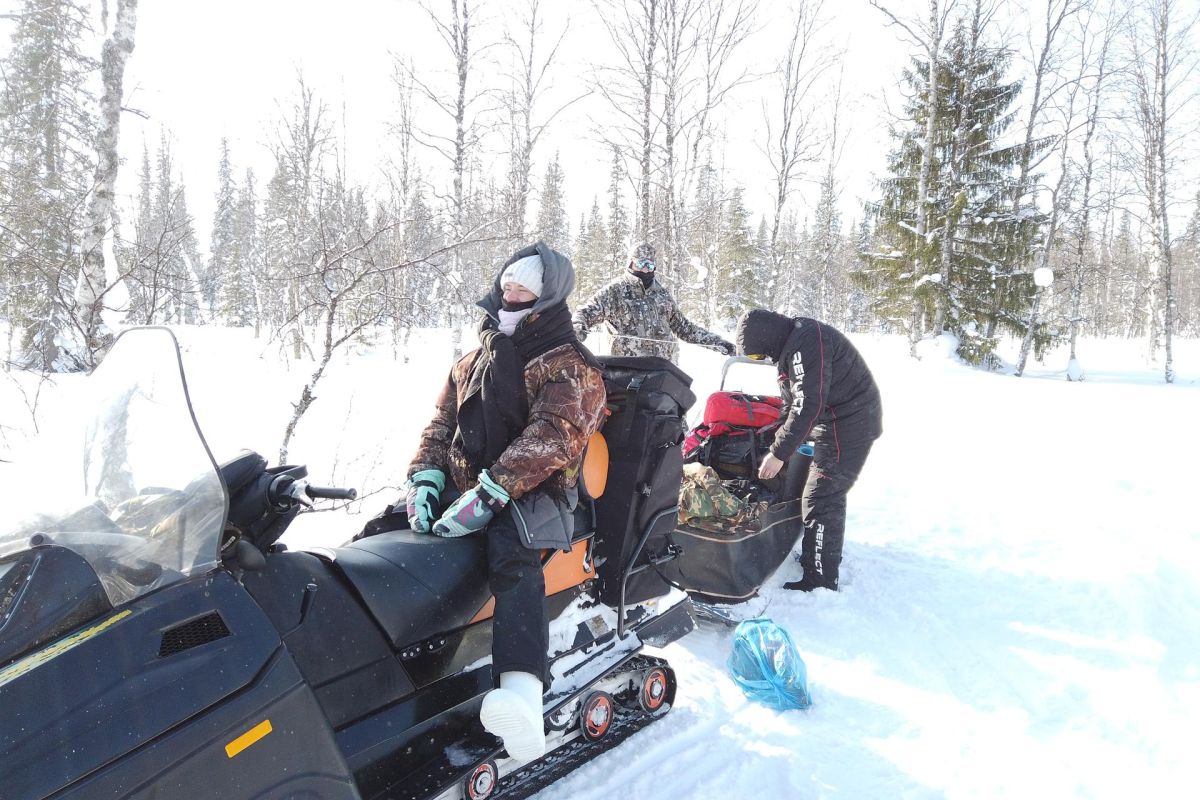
6, 0, 1196, 258
111, 0, 914, 252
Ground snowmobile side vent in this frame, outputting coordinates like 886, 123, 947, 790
158, 612, 231, 658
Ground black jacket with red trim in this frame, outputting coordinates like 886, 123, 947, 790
768, 317, 882, 458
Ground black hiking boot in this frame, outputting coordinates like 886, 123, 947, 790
783, 573, 838, 592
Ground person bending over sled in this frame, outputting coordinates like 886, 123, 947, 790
736, 309, 883, 592
404, 243, 606, 761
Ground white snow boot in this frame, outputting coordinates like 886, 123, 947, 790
479, 671, 546, 763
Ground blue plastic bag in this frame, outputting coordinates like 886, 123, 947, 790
727, 618, 812, 711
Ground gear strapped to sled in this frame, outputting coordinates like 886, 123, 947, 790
684, 390, 784, 487
665, 357, 811, 604
678, 464, 769, 532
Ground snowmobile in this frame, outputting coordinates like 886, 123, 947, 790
0, 328, 695, 800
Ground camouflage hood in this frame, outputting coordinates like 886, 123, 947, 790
478, 241, 576, 318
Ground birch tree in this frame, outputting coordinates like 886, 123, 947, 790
501, 0, 578, 249
659, 0, 756, 286
74, 0, 137, 369
763, 0, 834, 311
1123, 0, 1197, 383
405, 0, 491, 357
1005, 0, 1085, 374
1062, 5, 1116, 378
593, 0, 659, 241
657, 0, 700, 281
278, 184, 399, 462
1015, 21, 1090, 377
265, 77, 330, 359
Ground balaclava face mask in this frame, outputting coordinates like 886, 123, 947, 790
630, 267, 654, 289
628, 242, 657, 289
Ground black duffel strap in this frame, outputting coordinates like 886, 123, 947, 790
610, 373, 646, 445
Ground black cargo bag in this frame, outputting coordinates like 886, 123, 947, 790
592, 356, 696, 607
689, 424, 782, 488
660, 499, 805, 604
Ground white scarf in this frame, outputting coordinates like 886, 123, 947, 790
498, 307, 534, 336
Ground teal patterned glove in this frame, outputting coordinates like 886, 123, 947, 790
432, 470, 510, 537
406, 469, 446, 533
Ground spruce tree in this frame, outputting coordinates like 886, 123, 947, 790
151, 138, 203, 324
533, 153, 569, 253
575, 198, 608, 303
403, 180, 443, 328
0, 0, 96, 370
689, 160, 723, 323
230, 168, 261, 331
261, 162, 297, 335
860, 15, 1039, 363
210, 140, 239, 323
1177, 192, 1200, 336
715, 187, 756, 326
811, 167, 843, 323
120, 144, 155, 323
606, 147, 630, 271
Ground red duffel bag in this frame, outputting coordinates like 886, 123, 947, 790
701, 391, 783, 428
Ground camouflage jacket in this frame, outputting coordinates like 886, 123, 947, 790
408, 343, 607, 501
573, 273, 734, 361
678, 464, 768, 533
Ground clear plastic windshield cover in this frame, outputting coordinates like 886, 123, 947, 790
0, 329, 227, 606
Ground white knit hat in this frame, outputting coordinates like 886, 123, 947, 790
500, 254, 544, 297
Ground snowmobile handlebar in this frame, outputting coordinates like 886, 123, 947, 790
268, 474, 357, 508
305, 484, 357, 501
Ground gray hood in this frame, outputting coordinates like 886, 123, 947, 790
478, 241, 576, 318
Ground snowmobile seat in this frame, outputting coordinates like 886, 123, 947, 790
570, 431, 608, 544
313, 532, 491, 650
316, 433, 609, 647
580, 431, 608, 500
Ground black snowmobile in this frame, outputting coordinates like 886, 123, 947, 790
0, 328, 696, 800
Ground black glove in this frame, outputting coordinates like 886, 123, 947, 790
717, 340, 736, 357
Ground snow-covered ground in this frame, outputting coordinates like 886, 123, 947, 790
2, 326, 1199, 799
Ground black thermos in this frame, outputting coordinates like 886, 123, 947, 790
781, 443, 815, 502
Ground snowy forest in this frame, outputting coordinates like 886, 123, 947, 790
1, 0, 1198, 383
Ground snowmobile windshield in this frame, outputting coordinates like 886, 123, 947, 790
0, 328, 227, 606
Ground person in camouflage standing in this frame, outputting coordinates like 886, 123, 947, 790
572, 242, 735, 361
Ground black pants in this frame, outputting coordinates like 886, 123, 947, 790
486, 506, 549, 687
799, 438, 874, 589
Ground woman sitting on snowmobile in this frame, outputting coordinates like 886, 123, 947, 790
404, 242, 607, 763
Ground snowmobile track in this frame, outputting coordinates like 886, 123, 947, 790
491, 655, 668, 799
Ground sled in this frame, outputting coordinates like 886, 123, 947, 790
665, 356, 810, 606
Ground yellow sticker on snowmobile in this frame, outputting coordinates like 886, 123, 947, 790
0, 609, 133, 689
225, 720, 273, 758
